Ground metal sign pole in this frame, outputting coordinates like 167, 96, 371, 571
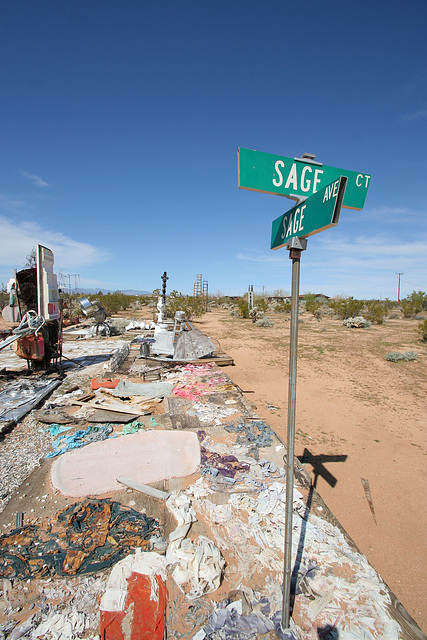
280, 236, 307, 633
238, 144, 357, 636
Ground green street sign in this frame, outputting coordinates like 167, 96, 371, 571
271, 176, 348, 250
238, 147, 370, 210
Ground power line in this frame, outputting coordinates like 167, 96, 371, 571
346, 280, 396, 294
401, 279, 426, 290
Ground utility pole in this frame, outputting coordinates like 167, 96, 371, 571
396, 272, 403, 302
248, 285, 254, 310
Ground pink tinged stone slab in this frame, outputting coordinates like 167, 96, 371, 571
50, 430, 201, 497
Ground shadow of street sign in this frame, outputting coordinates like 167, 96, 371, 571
297, 447, 348, 488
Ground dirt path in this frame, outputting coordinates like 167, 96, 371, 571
194, 307, 427, 631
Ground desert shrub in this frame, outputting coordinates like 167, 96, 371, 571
166, 294, 206, 320
237, 299, 250, 319
329, 296, 363, 319
271, 288, 289, 297
417, 319, 427, 341
364, 299, 387, 325
215, 296, 235, 306
400, 290, 427, 317
249, 308, 266, 323
255, 315, 274, 327
0, 283, 9, 311
304, 294, 324, 320
90, 291, 133, 314
343, 316, 371, 328
275, 301, 292, 313
62, 299, 84, 320
386, 351, 417, 362
383, 298, 398, 312
136, 295, 150, 306
253, 296, 268, 313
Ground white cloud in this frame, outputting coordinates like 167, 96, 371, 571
363, 205, 418, 219
318, 232, 427, 263
234, 231, 427, 299
0, 193, 26, 212
236, 233, 427, 273
22, 171, 51, 188
402, 108, 427, 122
0, 216, 110, 271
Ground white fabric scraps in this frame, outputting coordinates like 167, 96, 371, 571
100, 550, 167, 612
186, 477, 214, 499
202, 599, 275, 638
166, 493, 197, 564
166, 492, 225, 599
39, 575, 106, 631
32, 611, 86, 640
186, 477, 402, 640
187, 401, 237, 425
170, 536, 225, 600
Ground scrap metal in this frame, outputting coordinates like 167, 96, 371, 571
0, 377, 61, 425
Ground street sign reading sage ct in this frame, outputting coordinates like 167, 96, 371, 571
271, 176, 348, 250
238, 147, 371, 211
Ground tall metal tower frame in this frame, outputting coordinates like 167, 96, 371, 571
58, 272, 81, 295
193, 274, 203, 297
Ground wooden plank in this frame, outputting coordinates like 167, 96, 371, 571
117, 476, 170, 500
70, 399, 150, 416
164, 396, 201, 430
90, 409, 140, 423
143, 352, 234, 367
177, 353, 234, 366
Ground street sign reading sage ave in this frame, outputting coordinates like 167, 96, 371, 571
238, 144, 371, 633
271, 176, 348, 250
238, 147, 370, 210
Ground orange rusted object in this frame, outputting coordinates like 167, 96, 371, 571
91, 378, 120, 390
14, 334, 45, 361
100, 573, 166, 640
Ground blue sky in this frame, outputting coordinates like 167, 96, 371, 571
1, 1, 426, 299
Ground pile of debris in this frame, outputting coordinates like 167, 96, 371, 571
0, 331, 424, 640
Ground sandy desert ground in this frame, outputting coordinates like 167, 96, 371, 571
193, 307, 427, 631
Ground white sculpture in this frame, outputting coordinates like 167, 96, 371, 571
156, 295, 166, 324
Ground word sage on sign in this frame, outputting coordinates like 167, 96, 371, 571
238, 147, 370, 210
271, 176, 348, 250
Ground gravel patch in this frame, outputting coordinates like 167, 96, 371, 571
0, 413, 54, 513
0, 364, 104, 514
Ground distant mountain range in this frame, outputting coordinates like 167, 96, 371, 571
75, 288, 152, 296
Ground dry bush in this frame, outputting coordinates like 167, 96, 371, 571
400, 290, 427, 317
329, 296, 363, 319
417, 319, 427, 341
364, 299, 387, 325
